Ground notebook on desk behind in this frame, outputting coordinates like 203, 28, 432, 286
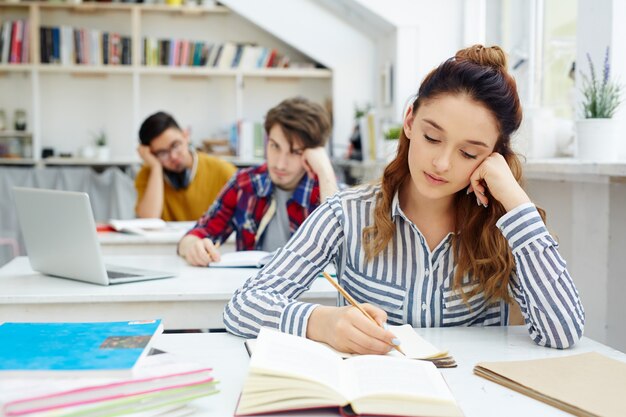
12, 187, 176, 285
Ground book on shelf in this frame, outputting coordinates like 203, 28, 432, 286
235, 327, 463, 417
0, 320, 163, 378
474, 352, 626, 417
0, 19, 30, 65
244, 324, 456, 368
229, 120, 264, 159
39, 25, 131, 66
139, 36, 306, 70
357, 111, 382, 162
209, 250, 274, 268
0, 350, 218, 417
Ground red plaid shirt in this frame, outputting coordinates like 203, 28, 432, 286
186, 163, 321, 250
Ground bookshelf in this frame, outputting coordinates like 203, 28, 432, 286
0, 1, 332, 163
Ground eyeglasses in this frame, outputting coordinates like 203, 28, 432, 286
153, 140, 184, 162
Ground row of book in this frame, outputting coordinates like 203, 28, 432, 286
0, 320, 218, 417
40, 26, 132, 66
142, 39, 293, 69
0, 19, 30, 64
2, 20, 312, 70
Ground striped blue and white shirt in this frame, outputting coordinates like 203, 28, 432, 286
224, 184, 585, 349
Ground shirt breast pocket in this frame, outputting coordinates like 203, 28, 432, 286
340, 263, 406, 320
441, 283, 487, 326
233, 212, 256, 234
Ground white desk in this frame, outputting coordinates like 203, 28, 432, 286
0, 256, 337, 330
153, 326, 626, 417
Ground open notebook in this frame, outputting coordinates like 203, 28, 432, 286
208, 251, 275, 268
245, 324, 456, 368
236, 327, 462, 417
108, 219, 195, 240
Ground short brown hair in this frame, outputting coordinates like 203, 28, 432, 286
264, 97, 331, 150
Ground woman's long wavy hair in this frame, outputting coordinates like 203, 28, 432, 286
362, 45, 545, 304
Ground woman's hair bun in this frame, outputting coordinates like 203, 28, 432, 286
456, 44, 507, 70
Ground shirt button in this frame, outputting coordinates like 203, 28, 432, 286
424, 268, 429, 276
421, 302, 427, 311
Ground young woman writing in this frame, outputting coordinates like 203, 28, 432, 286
224, 45, 585, 352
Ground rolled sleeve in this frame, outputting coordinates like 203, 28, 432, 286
279, 302, 319, 337
497, 203, 551, 254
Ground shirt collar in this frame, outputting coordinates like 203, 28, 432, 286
391, 190, 404, 219
255, 164, 317, 208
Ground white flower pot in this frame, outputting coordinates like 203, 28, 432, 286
576, 118, 618, 162
96, 146, 111, 161
384, 139, 399, 162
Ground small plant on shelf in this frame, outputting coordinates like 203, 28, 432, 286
580, 47, 623, 119
94, 130, 107, 147
383, 126, 401, 141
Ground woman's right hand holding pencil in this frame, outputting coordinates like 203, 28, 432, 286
306, 304, 401, 355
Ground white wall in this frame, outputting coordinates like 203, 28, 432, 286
222, 0, 469, 155
357, 0, 466, 118
221, 0, 376, 156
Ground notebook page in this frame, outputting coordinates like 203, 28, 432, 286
340, 355, 455, 401
250, 328, 342, 391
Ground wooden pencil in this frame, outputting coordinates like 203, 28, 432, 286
322, 272, 405, 356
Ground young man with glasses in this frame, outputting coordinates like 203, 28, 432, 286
135, 112, 237, 221
177, 97, 338, 266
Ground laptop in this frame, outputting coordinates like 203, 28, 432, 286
12, 187, 176, 285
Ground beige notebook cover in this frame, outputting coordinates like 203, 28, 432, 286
474, 352, 626, 417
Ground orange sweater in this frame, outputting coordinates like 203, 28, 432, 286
135, 152, 237, 221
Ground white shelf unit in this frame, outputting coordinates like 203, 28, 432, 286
0, 2, 332, 162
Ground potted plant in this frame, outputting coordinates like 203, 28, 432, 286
383, 125, 401, 162
577, 47, 623, 161
94, 130, 110, 161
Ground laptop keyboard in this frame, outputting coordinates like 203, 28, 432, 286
107, 270, 141, 280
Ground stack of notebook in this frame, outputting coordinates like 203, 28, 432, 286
0, 321, 219, 417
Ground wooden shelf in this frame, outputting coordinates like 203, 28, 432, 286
36, 2, 229, 14
139, 66, 331, 78
0, 64, 33, 73
38, 65, 134, 75
524, 158, 626, 178
243, 68, 331, 78
139, 66, 239, 77
0, 158, 36, 166
41, 157, 140, 166
0, 65, 329, 78
138, 4, 229, 15
0, 131, 32, 138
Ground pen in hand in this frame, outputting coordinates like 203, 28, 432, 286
321, 272, 405, 356
204, 240, 221, 266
